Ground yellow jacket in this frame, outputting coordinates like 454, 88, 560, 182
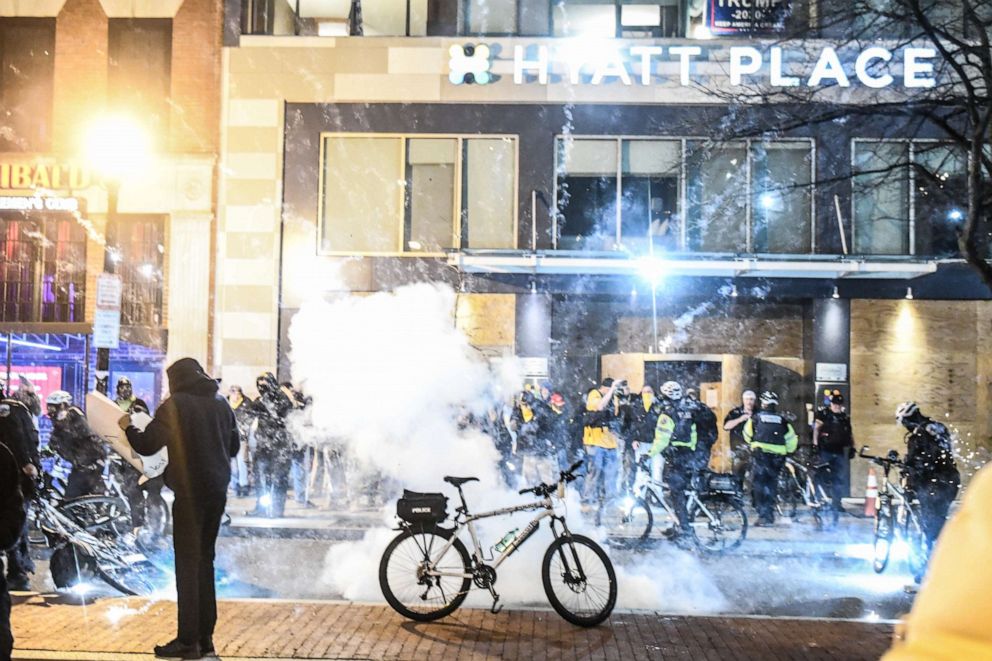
582, 389, 618, 450
883, 463, 992, 660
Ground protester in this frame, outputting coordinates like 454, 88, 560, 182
0, 386, 38, 592
581, 378, 623, 510
812, 390, 854, 527
1, 439, 27, 661
227, 386, 254, 497
247, 373, 294, 518
11, 375, 41, 430
46, 391, 107, 500
630, 385, 662, 483
685, 388, 718, 472
743, 391, 798, 526
113, 377, 165, 535
723, 390, 757, 484
123, 357, 239, 660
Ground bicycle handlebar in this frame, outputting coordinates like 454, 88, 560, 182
858, 445, 905, 467
518, 459, 585, 496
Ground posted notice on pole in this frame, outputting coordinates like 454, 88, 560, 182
94, 273, 122, 349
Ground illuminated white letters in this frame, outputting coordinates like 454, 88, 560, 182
904, 47, 937, 88
730, 47, 762, 85
513, 45, 548, 84
807, 47, 850, 87
854, 47, 893, 88
668, 46, 702, 86
591, 48, 633, 85
769, 47, 799, 87
630, 46, 663, 85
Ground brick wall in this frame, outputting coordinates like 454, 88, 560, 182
171, 0, 222, 154
52, 0, 108, 153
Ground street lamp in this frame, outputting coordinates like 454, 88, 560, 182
83, 115, 153, 395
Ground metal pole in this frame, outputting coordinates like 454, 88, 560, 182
95, 181, 119, 395
651, 283, 658, 354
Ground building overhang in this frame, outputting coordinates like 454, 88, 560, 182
447, 251, 941, 280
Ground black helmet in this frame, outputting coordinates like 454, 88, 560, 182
256, 371, 278, 395
116, 376, 133, 397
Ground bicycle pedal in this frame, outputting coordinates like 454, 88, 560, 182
490, 601, 503, 614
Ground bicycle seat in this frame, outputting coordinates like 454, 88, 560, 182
444, 476, 479, 487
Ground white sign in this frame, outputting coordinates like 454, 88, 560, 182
506, 44, 936, 89
94, 273, 123, 349
0, 195, 79, 212
520, 356, 549, 377
85, 391, 167, 479
815, 362, 848, 382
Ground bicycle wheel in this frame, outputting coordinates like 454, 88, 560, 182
873, 503, 893, 574
49, 545, 99, 590
59, 496, 131, 540
542, 534, 617, 627
609, 496, 653, 541
379, 527, 471, 622
688, 496, 748, 553
98, 559, 168, 596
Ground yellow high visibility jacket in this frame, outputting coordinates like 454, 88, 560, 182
649, 406, 697, 458
582, 389, 618, 450
742, 411, 798, 455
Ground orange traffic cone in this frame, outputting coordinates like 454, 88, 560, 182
864, 468, 878, 517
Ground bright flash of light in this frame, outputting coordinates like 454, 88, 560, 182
106, 604, 140, 626
760, 192, 777, 209
947, 208, 963, 221
83, 115, 153, 180
622, 497, 635, 511
865, 611, 881, 622
636, 256, 666, 285
259, 493, 272, 507
139, 263, 155, 279
70, 582, 95, 596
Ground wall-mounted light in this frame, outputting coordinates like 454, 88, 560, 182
832, 286, 840, 299
730, 284, 738, 298
905, 286, 914, 300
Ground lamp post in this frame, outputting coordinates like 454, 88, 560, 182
84, 115, 152, 395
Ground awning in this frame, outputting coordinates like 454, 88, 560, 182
446, 251, 941, 280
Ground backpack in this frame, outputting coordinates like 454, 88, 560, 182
0, 442, 26, 550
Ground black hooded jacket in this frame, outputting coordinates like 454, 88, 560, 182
126, 358, 239, 500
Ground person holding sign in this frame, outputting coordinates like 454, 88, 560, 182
121, 358, 240, 660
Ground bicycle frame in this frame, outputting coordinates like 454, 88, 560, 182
784, 458, 826, 510
630, 464, 719, 526
423, 496, 563, 579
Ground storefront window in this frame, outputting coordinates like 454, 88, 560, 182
751, 142, 813, 254
620, 140, 681, 253
553, 4, 617, 37
463, 138, 516, 249
466, 0, 517, 33
685, 141, 747, 253
108, 216, 166, 326
853, 140, 963, 258
556, 138, 619, 250
0, 214, 86, 323
108, 19, 172, 145
320, 134, 518, 254
0, 18, 55, 152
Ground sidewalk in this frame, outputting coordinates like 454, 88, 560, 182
11, 596, 893, 660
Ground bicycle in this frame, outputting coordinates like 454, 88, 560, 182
612, 455, 747, 553
778, 456, 831, 529
378, 460, 617, 627
858, 446, 929, 581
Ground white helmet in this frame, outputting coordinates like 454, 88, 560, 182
46, 390, 72, 406
759, 390, 779, 407
660, 381, 683, 401
895, 401, 919, 423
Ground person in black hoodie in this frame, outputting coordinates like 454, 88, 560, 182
246, 373, 294, 518
124, 358, 239, 660
1, 439, 27, 661
1, 386, 39, 592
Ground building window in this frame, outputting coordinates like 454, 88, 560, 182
556, 136, 813, 254
466, 0, 517, 33
853, 140, 966, 258
107, 217, 165, 327
243, 0, 428, 36
0, 214, 86, 323
0, 19, 55, 152
553, 0, 683, 38
320, 134, 518, 254
108, 19, 172, 144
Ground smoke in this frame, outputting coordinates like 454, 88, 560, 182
290, 281, 727, 613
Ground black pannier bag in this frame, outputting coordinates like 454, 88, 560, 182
705, 472, 742, 496
397, 490, 449, 525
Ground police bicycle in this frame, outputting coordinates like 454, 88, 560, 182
378, 460, 617, 627
777, 456, 832, 529
858, 446, 929, 581
612, 455, 747, 553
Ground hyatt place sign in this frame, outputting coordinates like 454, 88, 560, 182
448, 43, 938, 89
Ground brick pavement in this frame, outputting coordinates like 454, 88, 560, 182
11, 597, 892, 660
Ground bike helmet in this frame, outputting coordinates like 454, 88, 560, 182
46, 390, 72, 406
759, 390, 779, 407
659, 381, 683, 401
895, 401, 920, 423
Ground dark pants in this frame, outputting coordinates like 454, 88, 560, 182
1, 570, 11, 661
172, 496, 226, 647
666, 461, 694, 530
817, 450, 850, 523
65, 467, 103, 500
4, 501, 33, 582
752, 452, 786, 522
730, 441, 751, 482
254, 454, 289, 517
916, 480, 959, 548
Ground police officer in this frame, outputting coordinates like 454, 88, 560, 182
685, 388, 718, 471
247, 372, 294, 518
0, 385, 39, 591
813, 391, 854, 527
743, 391, 798, 526
648, 381, 698, 538
723, 390, 757, 483
113, 377, 165, 535
46, 391, 107, 500
896, 401, 960, 549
